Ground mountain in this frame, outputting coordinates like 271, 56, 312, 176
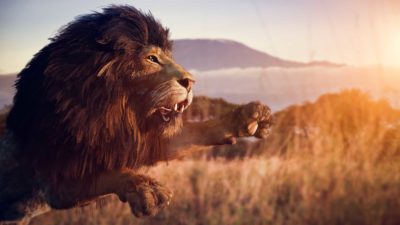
172, 39, 344, 71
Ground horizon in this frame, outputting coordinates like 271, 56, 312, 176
0, 37, 397, 76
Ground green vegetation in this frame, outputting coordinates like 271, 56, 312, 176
10, 89, 400, 225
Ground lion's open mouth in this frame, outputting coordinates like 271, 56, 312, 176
158, 99, 190, 122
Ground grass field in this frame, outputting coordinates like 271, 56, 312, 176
30, 155, 400, 225
28, 91, 400, 225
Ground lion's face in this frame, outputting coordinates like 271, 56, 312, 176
130, 45, 195, 137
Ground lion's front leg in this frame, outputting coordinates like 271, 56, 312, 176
115, 171, 173, 217
168, 101, 272, 158
45, 169, 172, 217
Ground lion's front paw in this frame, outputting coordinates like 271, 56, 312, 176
226, 101, 272, 140
118, 175, 173, 217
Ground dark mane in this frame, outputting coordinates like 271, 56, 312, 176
6, 5, 172, 184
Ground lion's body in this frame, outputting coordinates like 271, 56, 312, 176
6, 8, 171, 183
0, 5, 272, 225
1, 6, 178, 222
0, 134, 49, 221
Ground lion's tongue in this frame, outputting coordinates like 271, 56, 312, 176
159, 107, 172, 122
161, 113, 170, 122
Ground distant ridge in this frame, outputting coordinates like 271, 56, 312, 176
173, 39, 344, 71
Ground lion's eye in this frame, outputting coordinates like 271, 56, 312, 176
147, 55, 161, 65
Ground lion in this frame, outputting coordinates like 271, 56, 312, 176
0, 5, 272, 224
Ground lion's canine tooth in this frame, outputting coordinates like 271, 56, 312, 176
174, 103, 178, 111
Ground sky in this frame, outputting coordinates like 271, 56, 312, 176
0, 0, 399, 74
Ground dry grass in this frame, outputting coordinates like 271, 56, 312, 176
31, 156, 400, 225
30, 91, 400, 225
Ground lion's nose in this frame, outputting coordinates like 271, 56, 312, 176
178, 78, 195, 91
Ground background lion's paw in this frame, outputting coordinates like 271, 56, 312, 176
229, 101, 272, 139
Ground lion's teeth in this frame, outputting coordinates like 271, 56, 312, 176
174, 103, 178, 111
179, 105, 184, 113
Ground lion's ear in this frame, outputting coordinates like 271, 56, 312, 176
96, 32, 136, 53
96, 36, 111, 45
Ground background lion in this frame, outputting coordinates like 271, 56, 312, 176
0, 5, 272, 224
